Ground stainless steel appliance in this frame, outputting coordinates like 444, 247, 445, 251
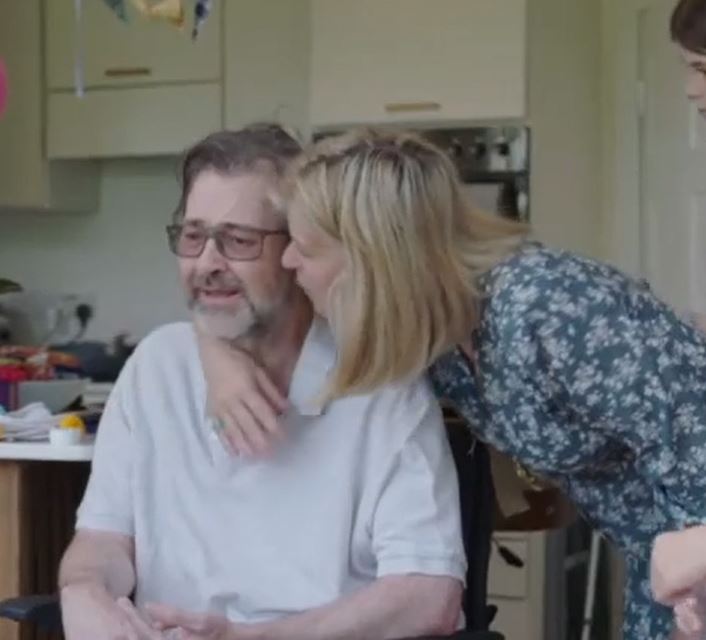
421, 126, 530, 222
314, 125, 530, 221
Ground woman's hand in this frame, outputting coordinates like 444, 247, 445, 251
652, 527, 706, 605
671, 596, 706, 639
197, 332, 289, 457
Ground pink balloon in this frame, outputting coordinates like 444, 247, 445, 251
0, 58, 8, 118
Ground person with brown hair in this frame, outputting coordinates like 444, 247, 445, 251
58, 125, 466, 640
671, 0, 706, 115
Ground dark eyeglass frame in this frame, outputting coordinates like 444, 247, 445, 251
166, 222, 289, 262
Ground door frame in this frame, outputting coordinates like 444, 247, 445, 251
600, 0, 659, 276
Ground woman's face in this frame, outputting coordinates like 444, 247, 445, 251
680, 47, 706, 115
281, 196, 345, 319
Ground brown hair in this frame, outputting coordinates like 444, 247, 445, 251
671, 0, 706, 53
173, 123, 302, 222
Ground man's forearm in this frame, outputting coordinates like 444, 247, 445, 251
58, 530, 136, 599
240, 575, 462, 640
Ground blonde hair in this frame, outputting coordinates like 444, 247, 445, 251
291, 128, 529, 400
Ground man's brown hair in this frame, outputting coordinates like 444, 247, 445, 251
173, 123, 302, 222
671, 0, 706, 54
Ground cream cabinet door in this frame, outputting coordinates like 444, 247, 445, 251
310, 0, 527, 127
0, 0, 97, 210
45, 0, 221, 90
224, 0, 310, 136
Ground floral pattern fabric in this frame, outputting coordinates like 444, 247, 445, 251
430, 243, 706, 640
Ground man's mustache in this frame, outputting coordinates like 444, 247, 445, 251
191, 272, 245, 291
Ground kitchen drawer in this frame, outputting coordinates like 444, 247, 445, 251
489, 597, 532, 640
488, 537, 529, 599
47, 84, 222, 159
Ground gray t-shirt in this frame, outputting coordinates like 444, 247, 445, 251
78, 319, 466, 622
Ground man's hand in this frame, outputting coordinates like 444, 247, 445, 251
61, 583, 162, 640
146, 603, 237, 640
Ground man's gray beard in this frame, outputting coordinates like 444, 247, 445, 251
192, 305, 262, 342
189, 290, 288, 343
189, 293, 267, 342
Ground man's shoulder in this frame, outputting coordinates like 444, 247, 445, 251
305, 318, 438, 411
125, 322, 198, 380
109, 322, 202, 421
369, 376, 438, 409
344, 376, 443, 447
134, 322, 196, 359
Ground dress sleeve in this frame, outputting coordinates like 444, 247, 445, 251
489, 253, 706, 524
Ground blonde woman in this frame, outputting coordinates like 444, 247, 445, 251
197, 129, 706, 640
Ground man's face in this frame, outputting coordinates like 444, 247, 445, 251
177, 169, 293, 341
680, 47, 706, 115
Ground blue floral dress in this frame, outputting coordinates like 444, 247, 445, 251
429, 242, 706, 640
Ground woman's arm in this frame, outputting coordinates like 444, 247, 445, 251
196, 331, 288, 457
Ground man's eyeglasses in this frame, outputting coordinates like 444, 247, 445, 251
166, 222, 289, 261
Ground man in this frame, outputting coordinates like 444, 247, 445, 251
58, 125, 466, 640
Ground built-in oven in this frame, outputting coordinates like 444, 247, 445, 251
314, 125, 530, 221
421, 126, 530, 222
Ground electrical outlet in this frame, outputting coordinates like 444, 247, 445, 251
0, 291, 96, 345
59, 294, 97, 342
43, 294, 97, 344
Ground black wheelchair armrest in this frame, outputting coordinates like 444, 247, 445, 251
0, 594, 62, 631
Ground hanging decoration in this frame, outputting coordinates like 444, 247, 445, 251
74, 0, 86, 97
192, 0, 213, 40
102, 0, 128, 21
96, 0, 214, 37
72, 0, 213, 97
0, 58, 8, 118
131, 0, 186, 29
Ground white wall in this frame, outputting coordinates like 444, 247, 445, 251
599, 0, 648, 275
527, 0, 603, 259
0, 159, 188, 341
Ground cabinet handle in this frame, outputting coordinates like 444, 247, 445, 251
384, 101, 442, 113
104, 67, 152, 78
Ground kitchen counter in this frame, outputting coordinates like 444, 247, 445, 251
0, 439, 94, 461
0, 443, 91, 640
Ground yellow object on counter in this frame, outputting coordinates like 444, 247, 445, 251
59, 414, 85, 431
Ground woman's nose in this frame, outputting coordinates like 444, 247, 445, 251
281, 242, 298, 270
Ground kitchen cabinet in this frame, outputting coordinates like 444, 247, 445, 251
310, 0, 527, 128
47, 84, 221, 159
45, 0, 221, 91
0, 0, 98, 211
224, 0, 310, 137
45, 0, 222, 159
488, 532, 547, 640
44, 0, 310, 159
0, 454, 90, 640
